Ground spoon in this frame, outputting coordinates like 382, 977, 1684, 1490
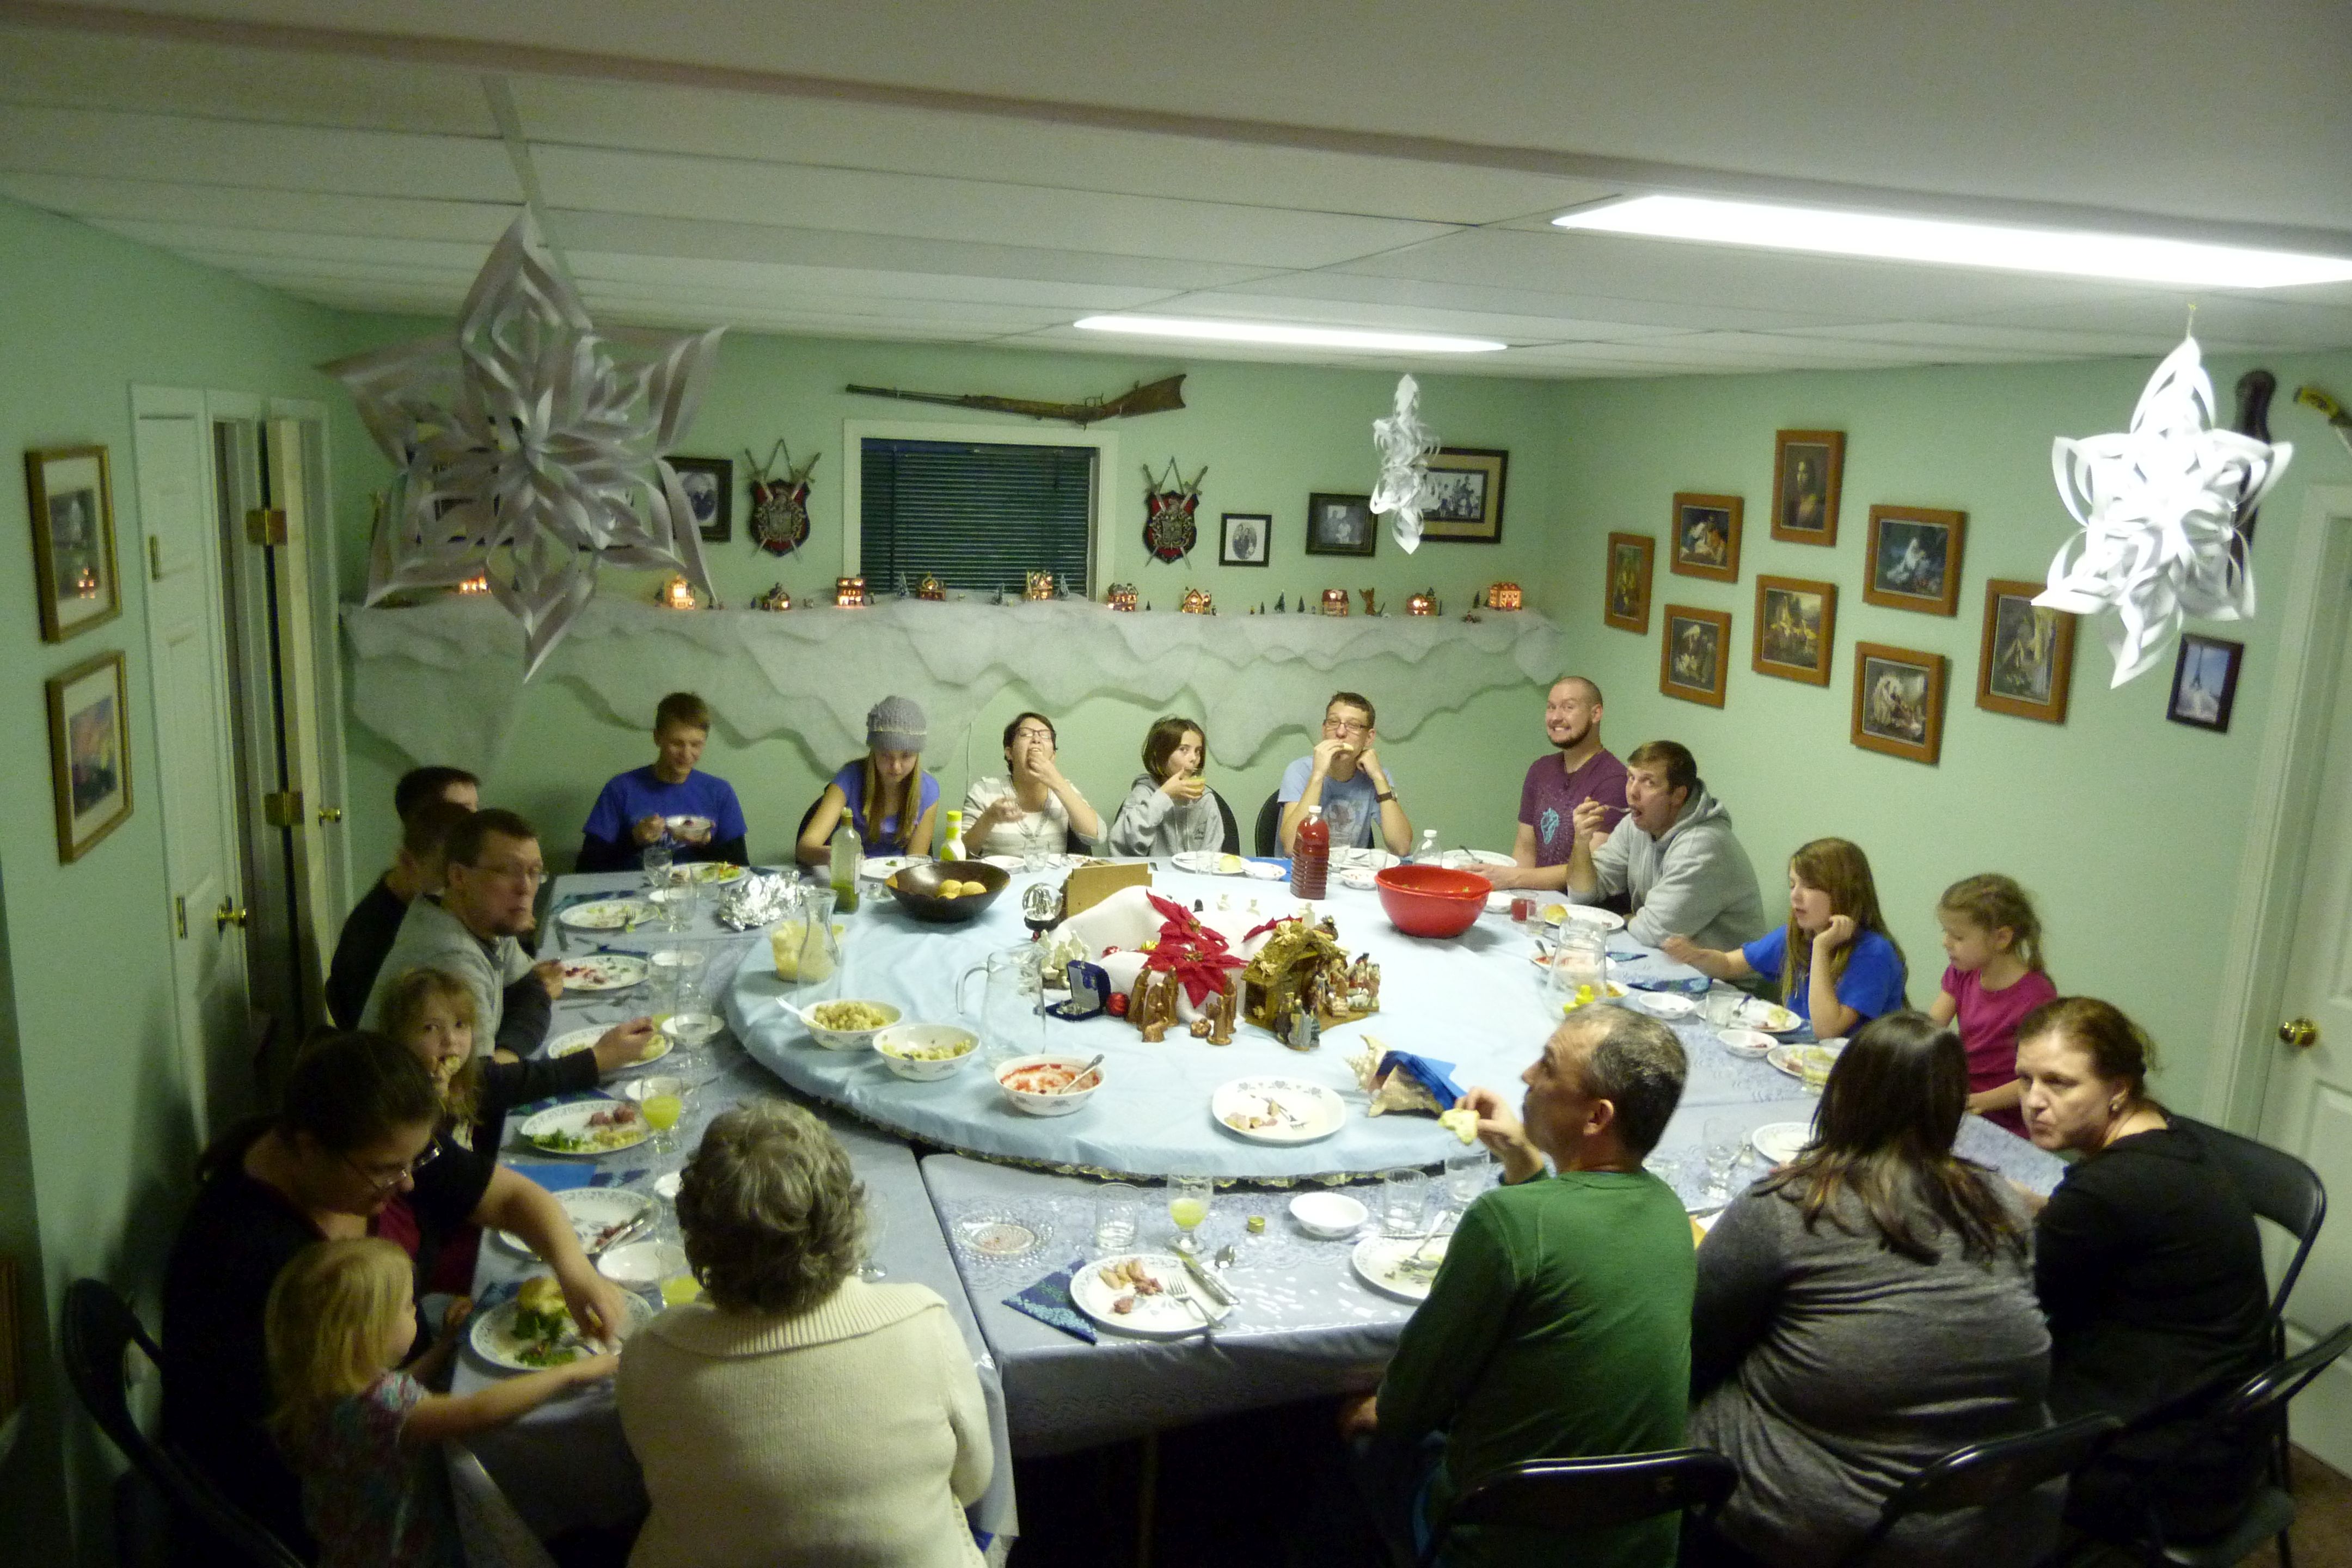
1064, 1053, 1107, 1092
1212, 1244, 1238, 1271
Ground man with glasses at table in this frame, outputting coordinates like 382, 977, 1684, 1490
1278, 690, 1413, 855
362, 806, 561, 1057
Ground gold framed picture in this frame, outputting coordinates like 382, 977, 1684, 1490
1852, 642, 1947, 764
1864, 505, 1967, 616
1604, 532, 1654, 633
46, 649, 133, 861
1976, 579, 2076, 723
1770, 430, 1845, 546
1661, 604, 1732, 707
1669, 492, 1742, 583
25, 445, 121, 642
1753, 575, 1836, 685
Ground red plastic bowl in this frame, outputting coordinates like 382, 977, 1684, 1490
1374, 864, 1492, 938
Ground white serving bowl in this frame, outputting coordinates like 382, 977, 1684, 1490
1288, 1191, 1369, 1239
994, 1054, 1102, 1117
1717, 1028, 1777, 1058
597, 1240, 687, 1288
793, 999, 902, 1050
873, 1022, 979, 1081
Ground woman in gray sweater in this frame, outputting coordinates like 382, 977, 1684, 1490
1687, 1012, 2053, 1567
1107, 715, 1230, 857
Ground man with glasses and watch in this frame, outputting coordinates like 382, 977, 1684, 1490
363, 806, 562, 1057
1278, 690, 1413, 855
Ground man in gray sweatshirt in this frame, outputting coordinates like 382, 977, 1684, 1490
1565, 739, 1767, 953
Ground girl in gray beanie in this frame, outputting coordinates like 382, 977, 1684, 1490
794, 696, 939, 864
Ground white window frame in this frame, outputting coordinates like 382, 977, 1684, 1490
841, 418, 1120, 593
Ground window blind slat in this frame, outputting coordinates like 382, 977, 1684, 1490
860, 439, 1095, 594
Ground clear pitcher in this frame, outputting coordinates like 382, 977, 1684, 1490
1550, 922, 1609, 1005
958, 947, 1045, 1070
769, 885, 841, 1000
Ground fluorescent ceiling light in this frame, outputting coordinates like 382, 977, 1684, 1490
1071, 314, 1506, 353
1552, 195, 2352, 290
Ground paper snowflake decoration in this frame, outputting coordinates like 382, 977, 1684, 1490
324, 213, 724, 677
2036, 334, 2290, 687
1370, 374, 1439, 554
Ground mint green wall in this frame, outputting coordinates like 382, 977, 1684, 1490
1546, 350, 2352, 1105
338, 335, 1574, 881
0, 196, 360, 1563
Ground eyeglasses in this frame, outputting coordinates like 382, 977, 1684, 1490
346, 1140, 440, 1196
1323, 718, 1371, 736
1012, 727, 1055, 744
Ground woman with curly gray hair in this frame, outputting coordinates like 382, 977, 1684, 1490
616, 1101, 991, 1567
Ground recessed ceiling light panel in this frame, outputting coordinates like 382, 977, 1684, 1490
1072, 314, 1507, 352
1552, 194, 2352, 290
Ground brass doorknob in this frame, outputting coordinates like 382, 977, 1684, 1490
215, 900, 248, 932
317, 805, 344, 824
2280, 1018, 2319, 1049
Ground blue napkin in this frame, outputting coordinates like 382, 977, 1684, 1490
1375, 1050, 1464, 1107
1003, 1260, 1098, 1344
504, 1159, 652, 1192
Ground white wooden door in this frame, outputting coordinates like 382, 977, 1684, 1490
132, 386, 252, 1141
263, 416, 344, 1025
2258, 551, 2352, 1472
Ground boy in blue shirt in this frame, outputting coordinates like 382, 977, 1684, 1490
578, 691, 749, 871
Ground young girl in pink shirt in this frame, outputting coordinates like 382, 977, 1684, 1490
1928, 874, 2057, 1136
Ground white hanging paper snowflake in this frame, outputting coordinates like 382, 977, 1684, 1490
1371, 374, 1439, 554
324, 213, 724, 678
2036, 335, 2290, 687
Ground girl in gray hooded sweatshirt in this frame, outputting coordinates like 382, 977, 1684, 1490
1108, 715, 1230, 857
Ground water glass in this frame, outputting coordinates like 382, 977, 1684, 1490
1444, 1149, 1490, 1209
1704, 1116, 1744, 1202
1093, 1182, 1142, 1252
649, 948, 707, 1023
857, 1210, 888, 1282
1702, 985, 1744, 1029
641, 842, 673, 895
1380, 1167, 1430, 1237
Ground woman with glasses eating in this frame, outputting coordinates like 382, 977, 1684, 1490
1277, 690, 1413, 855
962, 710, 1103, 858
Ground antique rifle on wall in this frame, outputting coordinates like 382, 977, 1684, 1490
844, 374, 1185, 427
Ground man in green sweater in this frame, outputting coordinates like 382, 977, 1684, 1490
1342, 1006, 1696, 1568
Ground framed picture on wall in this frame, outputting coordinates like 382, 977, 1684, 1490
1604, 532, 1653, 633
1417, 448, 1508, 542
1753, 575, 1836, 685
2166, 634, 2244, 732
24, 444, 121, 643
666, 455, 733, 543
1660, 604, 1732, 707
1770, 430, 1845, 546
1304, 492, 1376, 556
1852, 642, 1947, 764
1977, 579, 2077, 723
1220, 512, 1272, 566
1669, 493, 1742, 582
1864, 505, 1967, 615
46, 650, 133, 862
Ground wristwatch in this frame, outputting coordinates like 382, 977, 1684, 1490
1374, 789, 1397, 804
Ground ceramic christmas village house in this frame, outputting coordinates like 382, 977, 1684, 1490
1240, 914, 1379, 1049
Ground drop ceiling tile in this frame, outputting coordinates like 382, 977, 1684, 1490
527, 144, 1460, 268
1959, 293, 2352, 350
86, 220, 499, 271
1157, 286, 1709, 344
1778, 320, 2180, 357
565, 249, 1161, 310
1204, 272, 1696, 340
0, 105, 519, 201
0, 171, 519, 242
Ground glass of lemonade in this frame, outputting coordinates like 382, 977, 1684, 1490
1166, 1175, 1212, 1253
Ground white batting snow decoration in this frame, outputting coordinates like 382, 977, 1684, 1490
1371, 374, 1440, 554
2036, 334, 2289, 687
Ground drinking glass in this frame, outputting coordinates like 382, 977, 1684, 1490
857, 1210, 888, 1282
1702, 985, 1744, 1029
1094, 1182, 1142, 1252
649, 949, 706, 1026
1379, 1167, 1430, 1238
959, 948, 1046, 1071
1704, 1116, 1744, 1203
1551, 926, 1608, 1004
1444, 1149, 1490, 1210
631, 1073, 689, 1155
641, 841, 673, 897
1166, 1175, 1212, 1253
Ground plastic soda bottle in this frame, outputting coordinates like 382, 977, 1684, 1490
941, 807, 967, 862
829, 826, 860, 914
1290, 804, 1330, 900
1413, 828, 1442, 865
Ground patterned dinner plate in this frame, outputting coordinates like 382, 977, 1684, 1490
556, 954, 650, 991
546, 1024, 671, 1068
558, 898, 656, 931
1071, 1252, 1206, 1338
1211, 1076, 1346, 1145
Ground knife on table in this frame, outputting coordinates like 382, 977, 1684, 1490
1180, 1251, 1238, 1316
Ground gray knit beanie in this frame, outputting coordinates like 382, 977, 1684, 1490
867, 695, 927, 752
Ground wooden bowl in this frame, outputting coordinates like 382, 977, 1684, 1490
885, 860, 1012, 923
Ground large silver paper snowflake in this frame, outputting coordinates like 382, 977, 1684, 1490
324, 213, 724, 677
2036, 335, 2290, 687
1371, 373, 1438, 553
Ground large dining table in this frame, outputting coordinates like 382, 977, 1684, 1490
460, 859, 2068, 1539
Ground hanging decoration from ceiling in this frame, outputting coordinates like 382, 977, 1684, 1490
1370, 374, 1438, 554
2035, 334, 2291, 688
326, 212, 722, 678
746, 442, 818, 556
1143, 460, 1206, 562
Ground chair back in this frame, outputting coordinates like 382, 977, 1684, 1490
1215, 791, 1240, 856
2172, 1114, 2327, 1318
2212, 1320, 2352, 1435
1423, 1448, 1736, 1568
1253, 790, 1282, 856
1837, 1413, 2121, 1567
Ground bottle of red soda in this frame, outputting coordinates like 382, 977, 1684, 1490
1290, 804, 1330, 900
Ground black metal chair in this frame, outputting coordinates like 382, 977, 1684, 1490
1213, 791, 1241, 856
1417, 1448, 1737, 1568
1836, 1412, 2120, 1566
59, 1278, 307, 1568
1254, 789, 1283, 856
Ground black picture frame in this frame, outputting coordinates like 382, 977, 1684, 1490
1418, 448, 1507, 543
1304, 492, 1376, 557
1220, 511, 1272, 567
667, 455, 733, 543
2166, 634, 2244, 732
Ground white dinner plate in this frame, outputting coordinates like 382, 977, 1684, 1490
1211, 1076, 1347, 1145
596, 1240, 687, 1287
1330, 847, 1400, 871
469, 1288, 651, 1372
518, 1099, 651, 1156
556, 954, 650, 992
1738, 1000, 1804, 1034
861, 855, 921, 879
1484, 891, 1513, 912
1241, 861, 1285, 880
683, 861, 744, 884
546, 1024, 672, 1069
493, 1186, 656, 1258
558, 898, 656, 931
1071, 1253, 1208, 1338
1172, 850, 1251, 875
1440, 849, 1515, 869
1630, 991, 1700, 1020
980, 855, 1024, 871
1557, 906, 1627, 933
1765, 1043, 1848, 1083
1751, 1122, 1815, 1166
1351, 1234, 1450, 1303
653, 1171, 681, 1200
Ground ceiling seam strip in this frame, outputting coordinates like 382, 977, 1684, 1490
479, 71, 580, 291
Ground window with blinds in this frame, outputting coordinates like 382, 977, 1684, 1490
858, 439, 1097, 595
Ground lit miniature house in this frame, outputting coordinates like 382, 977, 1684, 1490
1486, 580, 1524, 611
1407, 587, 1440, 616
1320, 587, 1351, 616
1180, 587, 1214, 615
1024, 571, 1056, 600
834, 575, 870, 607
1106, 583, 1138, 611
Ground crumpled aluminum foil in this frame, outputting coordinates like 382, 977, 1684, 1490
716, 871, 800, 931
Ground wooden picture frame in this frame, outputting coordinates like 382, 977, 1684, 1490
1852, 642, 1947, 764
46, 650, 133, 861
666, 455, 732, 544
1770, 430, 1845, 546
1304, 492, 1376, 556
1660, 604, 1732, 707
24, 444, 121, 642
1864, 505, 1967, 615
1219, 511, 1271, 567
1976, 579, 2077, 723
2167, 634, 2245, 733
1753, 575, 1836, 685
1417, 448, 1508, 543
1603, 532, 1654, 633
1669, 492, 1742, 582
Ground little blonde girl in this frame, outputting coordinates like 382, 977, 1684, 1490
1663, 837, 1907, 1039
1928, 873, 2056, 1135
266, 1238, 614, 1568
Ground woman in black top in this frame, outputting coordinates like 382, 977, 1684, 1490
2015, 996, 2270, 1540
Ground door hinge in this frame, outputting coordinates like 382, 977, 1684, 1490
148, 536, 165, 580
174, 895, 187, 939
263, 789, 305, 828
246, 506, 287, 546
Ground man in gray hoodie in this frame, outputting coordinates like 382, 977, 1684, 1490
1564, 739, 1767, 952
